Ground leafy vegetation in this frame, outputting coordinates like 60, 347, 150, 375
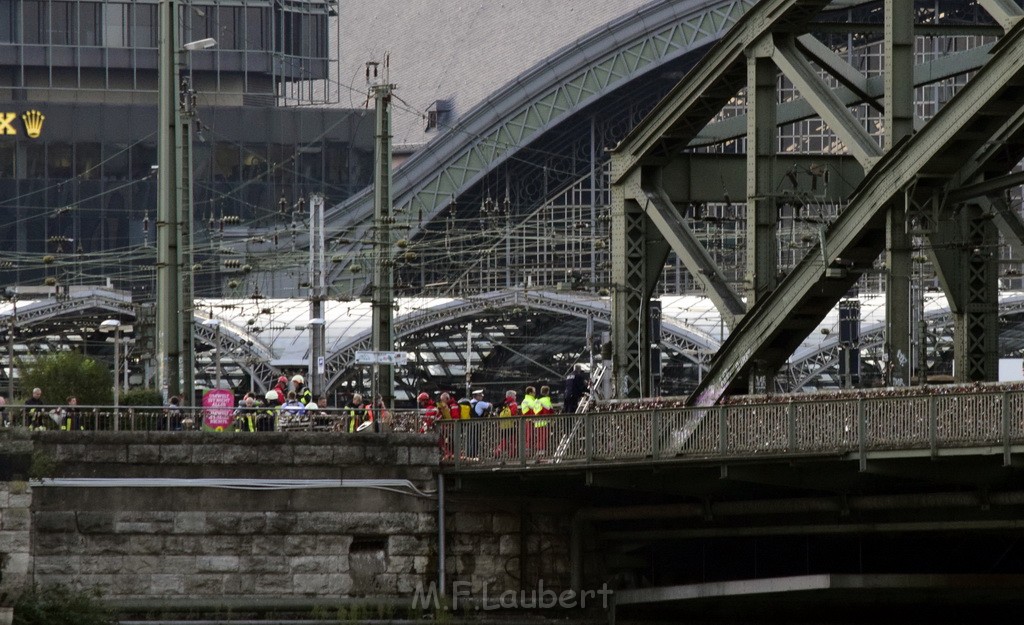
15, 352, 113, 406
12, 584, 114, 625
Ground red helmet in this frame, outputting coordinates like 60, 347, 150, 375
416, 392, 430, 402
277, 375, 288, 385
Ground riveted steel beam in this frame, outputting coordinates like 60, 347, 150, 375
628, 177, 745, 329
688, 21, 1024, 405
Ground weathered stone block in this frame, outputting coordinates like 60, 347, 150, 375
182, 573, 220, 595
221, 573, 257, 595
149, 574, 187, 595
254, 573, 293, 595
257, 446, 294, 465
76, 512, 115, 534
33, 511, 76, 532
127, 445, 161, 464
207, 513, 267, 535
197, 555, 240, 573
161, 535, 202, 555
8, 494, 31, 508
453, 512, 490, 533
240, 555, 289, 574
158, 445, 192, 463
491, 514, 519, 534
173, 513, 207, 534
290, 554, 347, 574
386, 555, 416, 574
192, 444, 259, 465
409, 445, 439, 466
332, 445, 365, 464
293, 445, 333, 465
396, 573, 425, 594
33, 555, 79, 575
129, 535, 164, 555
80, 555, 126, 574
3, 552, 31, 576
292, 573, 332, 595
1, 508, 29, 531
388, 534, 429, 556
498, 534, 520, 556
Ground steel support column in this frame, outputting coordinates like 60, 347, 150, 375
884, 0, 915, 388
745, 47, 778, 308
611, 170, 670, 398
953, 204, 999, 382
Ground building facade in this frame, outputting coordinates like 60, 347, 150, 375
0, 0, 374, 296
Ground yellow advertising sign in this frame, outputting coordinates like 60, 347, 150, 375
0, 110, 45, 138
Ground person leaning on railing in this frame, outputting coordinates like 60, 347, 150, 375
57, 395, 84, 431
23, 387, 46, 430
233, 394, 260, 432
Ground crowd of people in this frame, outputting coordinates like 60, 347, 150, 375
0, 363, 595, 435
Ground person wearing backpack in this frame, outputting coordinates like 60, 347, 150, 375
495, 390, 519, 460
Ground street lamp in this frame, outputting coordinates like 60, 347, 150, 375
100, 319, 122, 425
202, 319, 222, 389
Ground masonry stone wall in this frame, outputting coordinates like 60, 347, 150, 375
0, 431, 575, 607
26, 431, 439, 600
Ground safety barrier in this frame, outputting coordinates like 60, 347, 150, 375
436, 388, 1024, 469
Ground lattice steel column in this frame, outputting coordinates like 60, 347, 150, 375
953, 204, 999, 382
611, 170, 668, 398
884, 0, 914, 387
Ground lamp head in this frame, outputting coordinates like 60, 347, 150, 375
184, 38, 217, 51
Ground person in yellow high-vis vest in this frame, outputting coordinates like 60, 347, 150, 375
533, 385, 553, 456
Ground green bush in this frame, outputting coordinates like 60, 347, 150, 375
16, 352, 113, 406
13, 584, 114, 625
119, 388, 163, 407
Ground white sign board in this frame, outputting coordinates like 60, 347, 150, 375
999, 358, 1024, 382
354, 350, 408, 365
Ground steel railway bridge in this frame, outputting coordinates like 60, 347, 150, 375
7, 1, 1024, 404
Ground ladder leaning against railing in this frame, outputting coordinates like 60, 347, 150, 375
552, 360, 607, 462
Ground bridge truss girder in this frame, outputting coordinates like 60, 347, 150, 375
610, 0, 1024, 401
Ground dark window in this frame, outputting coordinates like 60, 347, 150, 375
103, 3, 128, 47
103, 143, 129, 180
75, 143, 102, 180
134, 4, 158, 48
52, 1, 74, 44
25, 143, 46, 178
214, 143, 240, 181
0, 0, 15, 42
80, 2, 101, 45
49, 143, 73, 179
23, 0, 45, 44
0, 143, 14, 179
324, 142, 348, 186
218, 6, 240, 49
130, 142, 157, 179
245, 7, 267, 50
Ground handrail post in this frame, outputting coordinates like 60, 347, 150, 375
928, 394, 937, 458
651, 408, 661, 460
519, 415, 527, 467
453, 420, 462, 469
858, 397, 866, 472
1003, 390, 1011, 467
585, 412, 594, 463
787, 402, 796, 452
718, 406, 727, 456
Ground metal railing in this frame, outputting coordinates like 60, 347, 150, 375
434, 388, 1024, 470
0, 404, 423, 434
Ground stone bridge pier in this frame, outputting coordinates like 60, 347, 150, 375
0, 430, 574, 616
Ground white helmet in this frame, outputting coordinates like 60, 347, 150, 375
305, 402, 318, 411
292, 374, 305, 385
265, 389, 278, 402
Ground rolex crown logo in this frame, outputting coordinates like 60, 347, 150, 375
22, 110, 44, 139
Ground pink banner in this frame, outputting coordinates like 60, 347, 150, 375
202, 389, 236, 432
